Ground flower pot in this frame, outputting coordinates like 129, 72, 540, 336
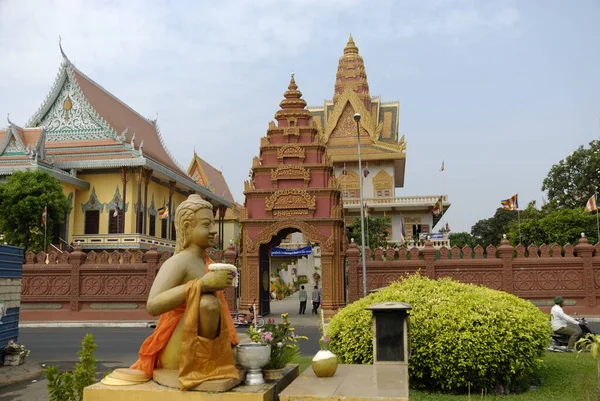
4, 352, 25, 366
237, 343, 271, 385
312, 350, 338, 377
262, 367, 285, 380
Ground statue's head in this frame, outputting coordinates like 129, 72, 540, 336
174, 194, 215, 254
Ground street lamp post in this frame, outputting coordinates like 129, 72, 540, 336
353, 113, 368, 297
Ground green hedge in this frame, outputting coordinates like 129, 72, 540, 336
327, 274, 551, 393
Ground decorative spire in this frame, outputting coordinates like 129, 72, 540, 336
58, 36, 71, 65
333, 35, 371, 109
7, 113, 13, 126
344, 34, 359, 55
274, 73, 312, 121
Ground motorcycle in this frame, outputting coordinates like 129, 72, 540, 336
549, 317, 595, 352
231, 311, 265, 329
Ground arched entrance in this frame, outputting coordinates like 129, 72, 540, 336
239, 74, 346, 315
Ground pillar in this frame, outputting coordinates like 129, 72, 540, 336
241, 253, 259, 312
223, 243, 237, 311
575, 235, 596, 309
69, 247, 87, 311
136, 167, 143, 234
422, 240, 436, 279
120, 167, 129, 233
497, 236, 515, 293
346, 240, 360, 303
168, 181, 176, 240
143, 169, 153, 235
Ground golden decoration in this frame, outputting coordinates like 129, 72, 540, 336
273, 209, 309, 217
372, 170, 393, 190
324, 88, 381, 143
265, 189, 316, 212
246, 219, 329, 253
277, 144, 305, 161
270, 165, 311, 182
337, 171, 360, 190
63, 96, 72, 121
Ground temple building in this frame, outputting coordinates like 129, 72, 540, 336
0, 44, 230, 252
309, 36, 450, 247
187, 150, 241, 249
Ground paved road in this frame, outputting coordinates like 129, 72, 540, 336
0, 326, 320, 400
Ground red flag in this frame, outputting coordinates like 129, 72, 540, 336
432, 197, 443, 216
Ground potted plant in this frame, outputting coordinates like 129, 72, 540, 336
312, 309, 338, 377
3, 340, 30, 366
247, 313, 307, 380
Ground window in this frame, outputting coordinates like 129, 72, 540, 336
108, 209, 124, 234
149, 216, 156, 237
161, 219, 168, 239
376, 189, 392, 197
137, 211, 144, 234
341, 189, 360, 198
84, 210, 100, 234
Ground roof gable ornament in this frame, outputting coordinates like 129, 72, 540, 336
106, 185, 129, 212
0, 117, 27, 155
116, 127, 128, 143
58, 36, 71, 66
139, 139, 144, 157
81, 187, 105, 213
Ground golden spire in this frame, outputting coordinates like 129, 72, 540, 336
344, 34, 359, 56
274, 73, 312, 121
333, 35, 371, 109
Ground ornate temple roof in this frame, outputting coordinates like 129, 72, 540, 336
308, 35, 406, 187
0, 41, 230, 208
187, 150, 235, 204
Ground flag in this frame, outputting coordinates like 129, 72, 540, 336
41, 206, 47, 228
445, 222, 451, 233
501, 194, 519, 211
342, 163, 347, 175
363, 202, 369, 217
440, 161, 444, 172
400, 217, 406, 242
363, 163, 369, 178
584, 194, 598, 213
158, 203, 169, 220
113, 205, 119, 217
432, 196, 443, 216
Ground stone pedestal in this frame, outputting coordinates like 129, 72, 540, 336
84, 364, 299, 401
279, 364, 408, 401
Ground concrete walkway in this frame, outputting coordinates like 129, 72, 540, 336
268, 291, 320, 328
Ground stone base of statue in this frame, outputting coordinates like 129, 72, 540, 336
153, 368, 242, 392
83, 364, 299, 401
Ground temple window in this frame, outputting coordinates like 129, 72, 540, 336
161, 219, 168, 239
108, 209, 125, 234
137, 210, 144, 234
376, 189, 392, 197
149, 216, 156, 237
84, 210, 100, 235
342, 189, 360, 198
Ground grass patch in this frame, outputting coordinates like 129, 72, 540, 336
295, 353, 597, 400
294, 355, 312, 373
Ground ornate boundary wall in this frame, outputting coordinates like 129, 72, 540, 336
346, 237, 600, 315
20, 245, 237, 321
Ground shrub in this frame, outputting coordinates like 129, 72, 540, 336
327, 273, 551, 393
46, 333, 97, 401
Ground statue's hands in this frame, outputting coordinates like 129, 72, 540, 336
201, 270, 233, 292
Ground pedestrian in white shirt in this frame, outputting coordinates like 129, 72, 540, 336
551, 296, 583, 350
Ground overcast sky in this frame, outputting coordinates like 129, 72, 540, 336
1, 0, 599, 233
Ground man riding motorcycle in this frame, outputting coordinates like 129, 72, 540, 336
551, 296, 585, 351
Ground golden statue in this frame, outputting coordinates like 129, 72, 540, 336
127, 194, 240, 391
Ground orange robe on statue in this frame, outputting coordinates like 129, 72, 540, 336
131, 256, 239, 379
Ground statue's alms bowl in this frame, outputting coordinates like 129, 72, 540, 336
237, 343, 271, 385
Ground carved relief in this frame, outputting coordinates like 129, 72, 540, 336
372, 170, 393, 190
270, 165, 311, 183
337, 170, 360, 190
265, 189, 316, 212
277, 144, 305, 161
246, 220, 328, 253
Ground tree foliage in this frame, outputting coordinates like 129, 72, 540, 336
506, 206, 598, 246
0, 171, 69, 251
542, 139, 600, 209
346, 216, 391, 249
447, 232, 478, 249
470, 208, 518, 246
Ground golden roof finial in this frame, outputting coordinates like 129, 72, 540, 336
288, 72, 298, 91
344, 34, 358, 56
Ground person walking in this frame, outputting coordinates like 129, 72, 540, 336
298, 285, 307, 314
311, 285, 320, 315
